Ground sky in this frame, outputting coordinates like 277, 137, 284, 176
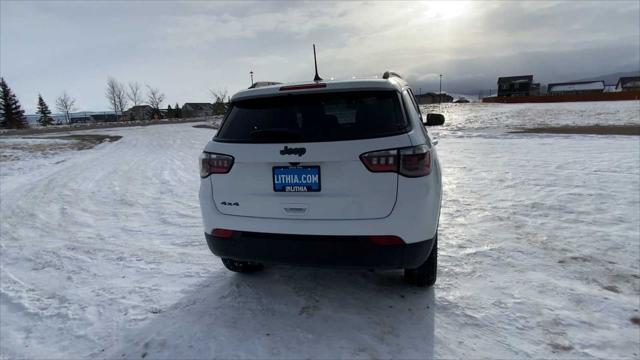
1, 0, 639, 113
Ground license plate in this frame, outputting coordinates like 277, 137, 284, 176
273, 166, 321, 192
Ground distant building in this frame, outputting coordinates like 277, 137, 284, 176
530, 82, 541, 96
497, 75, 536, 97
547, 81, 605, 95
69, 115, 92, 124
125, 105, 154, 121
182, 103, 215, 118
90, 114, 119, 122
414, 92, 453, 105
616, 76, 640, 92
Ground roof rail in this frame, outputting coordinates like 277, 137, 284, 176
382, 71, 403, 80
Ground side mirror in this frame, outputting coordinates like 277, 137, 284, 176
424, 113, 445, 126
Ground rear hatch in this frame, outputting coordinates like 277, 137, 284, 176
205, 90, 412, 220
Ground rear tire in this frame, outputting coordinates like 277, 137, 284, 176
404, 235, 437, 287
221, 258, 264, 273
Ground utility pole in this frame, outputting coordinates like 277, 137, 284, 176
439, 74, 443, 105
419, 87, 422, 96
250, 70, 254, 86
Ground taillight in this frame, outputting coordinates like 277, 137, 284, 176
360, 145, 431, 177
200, 152, 234, 177
398, 145, 431, 177
360, 149, 398, 173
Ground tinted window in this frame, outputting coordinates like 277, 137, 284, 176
403, 90, 430, 139
406, 89, 422, 118
216, 91, 408, 143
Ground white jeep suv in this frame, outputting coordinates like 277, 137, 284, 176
199, 72, 444, 286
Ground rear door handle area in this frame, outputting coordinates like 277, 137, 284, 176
281, 203, 309, 216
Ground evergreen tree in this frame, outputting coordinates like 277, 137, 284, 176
36, 94, 54, 126
167, 104, 174, 118
0, 78, 28, 129
174, 103, 181, 118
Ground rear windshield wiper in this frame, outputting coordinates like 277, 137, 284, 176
249, 128, 303, 141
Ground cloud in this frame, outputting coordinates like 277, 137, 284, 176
1, 0, 638, 112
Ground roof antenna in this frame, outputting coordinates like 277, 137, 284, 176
313, 44, 323, 82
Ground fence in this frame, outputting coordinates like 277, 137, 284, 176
482, 90, 640, 103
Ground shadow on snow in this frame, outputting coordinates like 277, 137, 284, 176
108, 266, 435, 359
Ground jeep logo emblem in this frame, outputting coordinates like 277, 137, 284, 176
280, 146, 306, 157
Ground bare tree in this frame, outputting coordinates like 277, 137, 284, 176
210, 88, 228, 115
56, 91, 76, 124
146, 85, 165, 117
106, 77, 128, 120
115, 85, 128, 120
127, 82, 142, 106
106, 78, 118, 117
209, 88, 228, 103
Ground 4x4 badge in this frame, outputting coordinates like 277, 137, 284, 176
280, 146, 306, 157
220, 202, 239, 206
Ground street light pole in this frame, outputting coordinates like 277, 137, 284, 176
250, 70, 254, 86
439, 74, 442, 105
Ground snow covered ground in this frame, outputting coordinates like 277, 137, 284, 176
423, 100, 640, 133
1, 102, 639, 359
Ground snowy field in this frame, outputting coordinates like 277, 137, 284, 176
1, 101, 639, 359
424, 100, 640, 133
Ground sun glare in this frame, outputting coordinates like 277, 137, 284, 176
423, 1, 470, 19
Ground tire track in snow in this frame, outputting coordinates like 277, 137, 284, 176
1, 124, 216, 358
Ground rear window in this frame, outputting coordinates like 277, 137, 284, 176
215, 91, 409, 143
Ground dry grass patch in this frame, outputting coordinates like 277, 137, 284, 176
0, 134, 121, 162
511, 125, 640, 136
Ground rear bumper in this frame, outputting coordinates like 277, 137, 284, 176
205, 231, 435, 269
